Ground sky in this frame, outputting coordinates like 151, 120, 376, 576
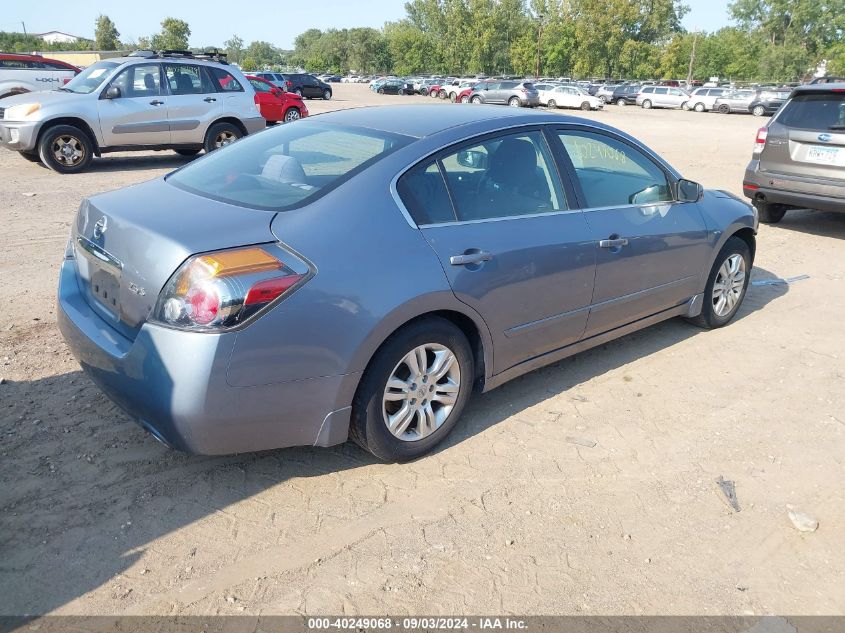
3, 0, 733, 50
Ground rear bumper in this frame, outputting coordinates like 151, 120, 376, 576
744, 184, 845, 214
243, 116, 267, 135
57, 258, 353, 455
0, 120, 40, 152
743, 165, 845, 213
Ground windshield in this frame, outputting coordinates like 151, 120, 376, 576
62, 60, 120, 94
167, 122, 413, 211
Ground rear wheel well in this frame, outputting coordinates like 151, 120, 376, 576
210, 117, 248, 136
731, 227, 757, 262
37, 118, 100, 155
363, 310, 487, 395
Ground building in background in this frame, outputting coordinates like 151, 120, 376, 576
33, 31, 89, 45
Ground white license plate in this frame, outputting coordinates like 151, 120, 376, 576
806, 145, 841, 164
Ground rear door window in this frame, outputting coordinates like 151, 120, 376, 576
165, 64, 213, 95
777, 94, 845, 131
437, 130, 567, 221
397, 163, 456, 225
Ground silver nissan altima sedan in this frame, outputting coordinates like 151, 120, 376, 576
58, 105, 758, 461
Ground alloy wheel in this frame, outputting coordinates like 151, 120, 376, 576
382, 343, 460, 442
214, 131, 238, 148
711, 254, 746, 317
285, 109, 301, 122
51, 135, 85, 166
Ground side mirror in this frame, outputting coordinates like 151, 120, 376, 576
677, 178, 704, 202
105, 85, 121, 99
457, 149, 488, 170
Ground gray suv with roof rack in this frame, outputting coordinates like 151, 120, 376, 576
743, 83, 845, 223
0, 49, 264, 173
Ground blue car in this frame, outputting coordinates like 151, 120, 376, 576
58, 105, 758, 461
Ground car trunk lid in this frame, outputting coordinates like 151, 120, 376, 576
72, 177, 277, 341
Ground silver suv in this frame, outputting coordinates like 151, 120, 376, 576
469, 80, 540, 107
636, 86, 690, 109
0, 50, 264, 173
743, 84, 845, 223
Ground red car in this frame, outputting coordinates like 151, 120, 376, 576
456, 87, 473, 103
245, 75, 308, 124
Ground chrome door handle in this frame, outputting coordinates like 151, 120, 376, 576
599, 238, 629, 248
450, 251, 492, 266
204, 97, 217, 102
149, 100, 165, 106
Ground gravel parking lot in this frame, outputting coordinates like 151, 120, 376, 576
1, 83, 843, 616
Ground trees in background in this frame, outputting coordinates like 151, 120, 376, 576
3, 0, 841, 81
94, 15, 120, 51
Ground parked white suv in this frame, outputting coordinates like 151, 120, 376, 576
685, 87, 729, 112
0, 53, 79, 100
0, 50, 264, 173
636, 86, 690, 109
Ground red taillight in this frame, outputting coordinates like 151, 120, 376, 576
244, 275, 303, 306
754, 127, 768, 154
286, 80, 292, 87
744, 182, 759, 191
62, 78, 71, 85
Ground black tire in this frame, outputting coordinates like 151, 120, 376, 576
203, 121, 242, 154
687, 236, 752, 330
174, 148, 200, 157
438, 89, 448, 99
449, 92, 457, 102
322, 88, 332, 100
718, 104, 730, 114
19, 151, 41, 163
508, 96, 521, 107
547, 99, 557, 108
460, 95, 470, 103
618, 99, 627, 107
37, 124, 94, 174
471, 95, 482, 104
377, 88, 385, 94
694, 102, 705, 112
752, 105, 766, 117
420, 88, 429, 96
350, 317, 474, 462
580, 101, 591, 111
755, 200, 787, 224
642, 99, 652, 109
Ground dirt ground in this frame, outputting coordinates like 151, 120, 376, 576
1, 84, 843, 617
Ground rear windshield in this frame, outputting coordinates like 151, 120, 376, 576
778, 93, 845, 130
167, 122, 412, 211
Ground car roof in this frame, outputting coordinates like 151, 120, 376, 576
309, 104, 620, 139
791, 83, 845, 97
103, 56, 231, 68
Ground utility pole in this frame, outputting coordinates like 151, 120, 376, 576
535, 15, 544, 79
686, 29, 699, 88
21, 21, 27, 37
